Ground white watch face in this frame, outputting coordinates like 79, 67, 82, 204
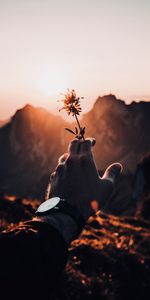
36, 197, 60, 213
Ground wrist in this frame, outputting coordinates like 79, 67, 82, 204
33, 213, 78, 245
34, 197, 86, 245
35, 197, 85, 237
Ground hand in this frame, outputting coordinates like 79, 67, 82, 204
49, 138, 122, 221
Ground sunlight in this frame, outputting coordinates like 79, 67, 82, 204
35, 67, 70, 99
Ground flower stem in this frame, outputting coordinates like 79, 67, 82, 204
75, 114, 85, 140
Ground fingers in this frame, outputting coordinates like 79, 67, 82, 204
55, 138, 96, 180
51, 153, 68, 182
102, 163, 123, 183
58, 153, 68, 164
80, 138, 96, 153
97, 163, 122, 210
68, 139, 79, 154
68, 138, 96, 155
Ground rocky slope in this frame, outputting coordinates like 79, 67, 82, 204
55, 212, 150, 300
81, 95, 150, 171
0, 104, 68, 198
0, 95, 150, 199
0, 195, 149, 300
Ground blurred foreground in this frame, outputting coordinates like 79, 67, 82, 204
56, 212, 150, 300
0, 181, 150, 300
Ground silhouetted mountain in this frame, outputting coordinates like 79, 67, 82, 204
0, 95, 150, 199
0, 119, 9, 127
0, 104, 68, 198
81, 94, 150, 171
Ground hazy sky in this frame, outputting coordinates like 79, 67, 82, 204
0, 0, 150, 119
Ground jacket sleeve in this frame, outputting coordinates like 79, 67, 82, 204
0, 220, 68, 300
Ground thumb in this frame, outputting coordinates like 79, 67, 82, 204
102, 163, 123, 183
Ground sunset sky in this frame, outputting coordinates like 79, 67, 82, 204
0, 0, 150, 119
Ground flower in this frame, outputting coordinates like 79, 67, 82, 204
59, 89, 83, 116
59, 89, 85, 140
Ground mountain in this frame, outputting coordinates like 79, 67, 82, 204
0, 95, 150, 199
0, 104, 68, 198
81, 94, 150, 171
0, 119, 9, 127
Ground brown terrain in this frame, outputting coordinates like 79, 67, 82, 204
57, 212, 150, 300
0, 191, 150, 300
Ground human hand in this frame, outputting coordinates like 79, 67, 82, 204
49, 138, 122, 221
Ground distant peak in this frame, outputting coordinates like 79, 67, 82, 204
14, 104, 35, 116
11, 103, 65, 127
96, 94, 118, 102
11, 104, 37, 125
22, 104, 36, 113
94, 94, 122, 108
23, 104, 34, 110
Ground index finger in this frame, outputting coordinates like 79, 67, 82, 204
68, 138, 96, 155
80, 138, 96, 154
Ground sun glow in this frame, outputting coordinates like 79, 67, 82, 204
34, 66, 70, 99
0, 0, 150, 119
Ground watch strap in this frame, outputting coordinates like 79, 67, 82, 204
36, 199, 85, 236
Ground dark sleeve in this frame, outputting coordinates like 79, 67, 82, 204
0, 220, 68, 300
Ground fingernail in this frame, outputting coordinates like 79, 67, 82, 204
110, 163, 123, 176
91, 138, 96, 146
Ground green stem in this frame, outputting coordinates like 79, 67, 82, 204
75, 114, 85, 140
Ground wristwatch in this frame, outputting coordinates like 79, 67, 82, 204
35, 197, 85, 235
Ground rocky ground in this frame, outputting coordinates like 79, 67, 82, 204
0, 194, 150, 300
54, 211, 150, 300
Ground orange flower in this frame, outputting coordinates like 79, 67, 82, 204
59, 89, 83, 116
59, 89, 85, 140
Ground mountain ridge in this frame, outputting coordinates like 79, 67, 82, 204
0, 94, 150, 198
